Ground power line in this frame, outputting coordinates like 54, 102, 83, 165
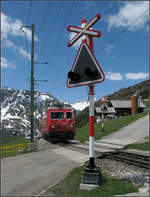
37, 1, 51, 37
46, 1, 75, 68
38, 1, 73, 83
51, 3, 116, 99
38, 1, 64, 57
26, 1, 32, 25
95, 9, 149, 55
53, 9, 149, 100
44, 2, 75, 98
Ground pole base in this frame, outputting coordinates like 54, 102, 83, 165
101, 128, 105, 132
80, 183, 99, 191
28, 142, 36, 151
81, 166, 102, 185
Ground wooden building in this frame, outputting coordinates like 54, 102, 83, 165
95, 99, 146, 120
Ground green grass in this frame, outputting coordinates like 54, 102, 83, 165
75, 112, 148, 142
50, 165, 138, 197
143, 100, 150, 108
0, 136, 38, 158
0, 136, 29, 145
126, 141, 149, 151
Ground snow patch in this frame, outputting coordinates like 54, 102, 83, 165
71, 100, 89, 111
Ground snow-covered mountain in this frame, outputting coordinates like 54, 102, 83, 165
1, 87, 70, 137
71, 97, 98, 111
71, 100, 89, 111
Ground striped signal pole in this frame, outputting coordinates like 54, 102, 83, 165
89, 85, 95, 168
100, 97, 108, 132
67, 15, 103, 187
81, 19, 95, 169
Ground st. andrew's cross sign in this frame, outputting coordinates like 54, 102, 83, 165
67, 14, 101, 47
66, 14, 105, 88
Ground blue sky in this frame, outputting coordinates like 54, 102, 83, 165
1, 1, 149, 104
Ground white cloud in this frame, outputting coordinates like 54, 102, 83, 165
105, 71, 123, 80
18, 47, 30, 59
125, 72, 149, 80
1, 12, 39, 41
3, 39, 30, 60
3, 39, 17, 50
107, 1, 149, 31
104, 44, 114, 52
1, 57, 16, 69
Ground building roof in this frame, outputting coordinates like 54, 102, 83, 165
95, 107, 116, 114
110, 100, 146, 108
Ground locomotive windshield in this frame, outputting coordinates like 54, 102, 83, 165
50, 112, 64, 119
66, 112, 73, 119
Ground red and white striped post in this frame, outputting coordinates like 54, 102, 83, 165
89, 85, 95, 168
101, 98, 105, 132
100, 97, 108, 132
77, 16, 102, 188
81, 19, 96, 169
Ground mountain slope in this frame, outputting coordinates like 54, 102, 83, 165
1, 87, 67, 136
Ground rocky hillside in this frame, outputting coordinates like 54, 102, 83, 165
1, 87, 70, 137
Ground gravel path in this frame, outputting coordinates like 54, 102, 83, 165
98, 114, 149, 146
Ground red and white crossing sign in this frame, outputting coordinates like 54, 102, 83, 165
67, 14, 101, 47
67, 26, 101, 38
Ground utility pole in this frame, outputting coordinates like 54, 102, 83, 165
20, 24, 35, 146
30, 24, 35, 143
20, 24, 48, 149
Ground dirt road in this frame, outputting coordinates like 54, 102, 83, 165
1, 146, 89, 196
97, 114, 149, 146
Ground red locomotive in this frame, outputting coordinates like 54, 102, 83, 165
40, 106, 76, 142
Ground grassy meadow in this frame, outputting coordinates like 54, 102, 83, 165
75, 112, 148, 142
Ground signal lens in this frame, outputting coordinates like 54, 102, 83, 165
85, 67, 99, 79
68, 71, 80, 82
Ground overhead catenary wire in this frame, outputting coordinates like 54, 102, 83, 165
50, 3, 118, 99
38, 1, 75, 89
38, 1, 64, 57
34, 1, 52, 67
36, 1, 52, 38
52, 8, 149, 101
95, 9, 149, 55
23, 1, 32, 90
26, 1, 32, 25
46, 1, 75, 69
45, 2, 75, 98
35, 1, 64, 82
51, 3, 117, 99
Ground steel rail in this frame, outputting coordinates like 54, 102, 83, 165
102, 151, 149, 169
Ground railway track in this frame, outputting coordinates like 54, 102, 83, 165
41, 139, 149, 169
64, 141, 149, 169
100, 150, 149, 169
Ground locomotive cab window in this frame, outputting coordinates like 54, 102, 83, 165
50, 112, 64, 119
66, 111, 73, 119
